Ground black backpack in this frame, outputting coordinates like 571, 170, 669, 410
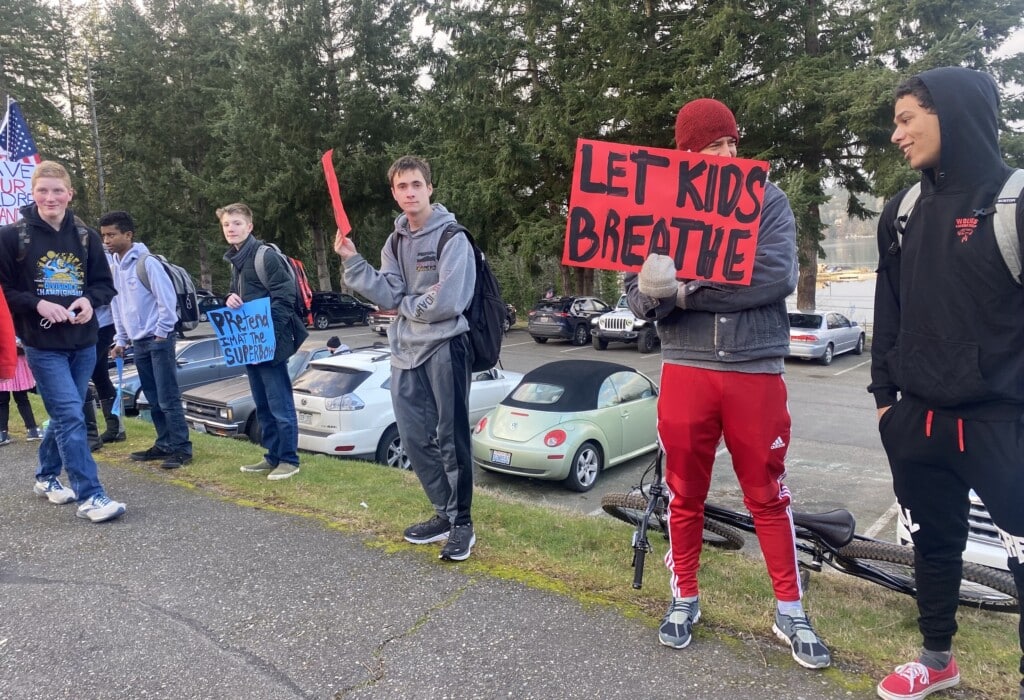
391, 223, 505, 372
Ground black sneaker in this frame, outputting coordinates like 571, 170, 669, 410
130, 446, 172, 462
440, 523, 475, 561
160, 453, 192, 470
403, 515, 451, 544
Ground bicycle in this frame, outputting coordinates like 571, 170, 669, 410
601, 451, 1018, 613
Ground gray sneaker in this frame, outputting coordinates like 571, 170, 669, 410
267, 464, 299, 481
240, 460, 274, 473
772, 610, 831, 669
439, 523, 475, 561
659, 598, 701, 649
33, 477, 77, 505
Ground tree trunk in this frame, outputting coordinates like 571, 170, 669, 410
796, 201, 820, 311
312, 222, 331, 291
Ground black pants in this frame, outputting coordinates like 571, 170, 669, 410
879, 397, 1024, 676
0, 389, 38, 431
91, 323, 117, 403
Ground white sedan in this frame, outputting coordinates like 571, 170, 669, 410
294, 347, 523, 469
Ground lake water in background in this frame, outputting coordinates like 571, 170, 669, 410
788, 237, 879, 332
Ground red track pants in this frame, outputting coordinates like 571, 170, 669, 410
659, 364, 801, 602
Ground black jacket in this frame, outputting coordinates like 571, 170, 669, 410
869, 67, 1024, 417
225, 234, 308, 365
0, 205, 116, 350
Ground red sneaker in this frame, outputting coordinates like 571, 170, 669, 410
877, 658, 960, 700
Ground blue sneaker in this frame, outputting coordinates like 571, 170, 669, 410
659, 598, 701, 649
76, 494, 126, 523
33, 477, 77, 505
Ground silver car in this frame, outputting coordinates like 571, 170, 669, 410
787, 311, 865, 365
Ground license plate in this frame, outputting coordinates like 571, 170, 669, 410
297, 411, 313, 425
490, 449, 512, 466
539, 315, 550, 323
193, 422, 207, 433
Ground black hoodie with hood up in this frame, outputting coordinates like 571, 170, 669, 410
869, 67, 1024, 419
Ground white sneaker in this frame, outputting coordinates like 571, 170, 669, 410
76, 494, 126, 523
33, 477, 77, 505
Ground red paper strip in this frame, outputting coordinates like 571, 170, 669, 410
321, 149, 351, 237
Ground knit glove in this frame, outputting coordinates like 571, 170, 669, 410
638, 254, 679, 298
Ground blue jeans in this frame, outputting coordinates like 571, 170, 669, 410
133, 336, 191, 456
25, 346, 104, 502
245, 361, 298, 466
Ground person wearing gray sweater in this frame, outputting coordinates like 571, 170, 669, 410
334, 155, 477, 562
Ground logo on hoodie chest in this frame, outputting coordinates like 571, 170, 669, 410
414, 251, 439, 273
953, 216, 978, 243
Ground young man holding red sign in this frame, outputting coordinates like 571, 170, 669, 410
626, 98, 829, 669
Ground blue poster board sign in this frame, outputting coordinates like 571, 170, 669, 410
207, 297, 277, 366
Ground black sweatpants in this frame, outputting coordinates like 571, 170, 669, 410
879, 397, 1024, 678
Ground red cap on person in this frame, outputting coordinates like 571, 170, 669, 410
674, 98, 739, 152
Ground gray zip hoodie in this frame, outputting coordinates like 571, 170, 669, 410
343, 204, 475, 369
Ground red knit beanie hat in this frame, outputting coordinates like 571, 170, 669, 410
674, 98, 739, 152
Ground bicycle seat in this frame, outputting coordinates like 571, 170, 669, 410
792, 509, 856, 549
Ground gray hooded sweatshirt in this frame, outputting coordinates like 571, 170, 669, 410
343, 204, 475, 370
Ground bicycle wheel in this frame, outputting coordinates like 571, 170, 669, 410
837, 540, 1018, 613
602, 492, 664, 533
601, 492, 745, 549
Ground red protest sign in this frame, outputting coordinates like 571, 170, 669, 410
563, 139, 768, 285
321, 149, 351, 237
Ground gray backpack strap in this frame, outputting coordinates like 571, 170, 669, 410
254, 245, 271, 289
992, 169, 1024, 285
894, 182, 922, 249
16, 221, 28, 262
136, 252, 153, 291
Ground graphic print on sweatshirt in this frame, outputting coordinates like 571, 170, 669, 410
954, 215, 978, 244
35, 250, 84, 297
414, 250, 439, 273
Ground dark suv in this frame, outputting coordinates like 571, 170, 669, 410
527, 296, 611, 346
309, 292, 376, 330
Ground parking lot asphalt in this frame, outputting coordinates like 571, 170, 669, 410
0, 436, 875, 699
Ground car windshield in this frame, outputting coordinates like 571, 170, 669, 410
509, 381, 565, 405
789, 313, 822, 329
616, 295, 628, 309
292, 366, 372, 397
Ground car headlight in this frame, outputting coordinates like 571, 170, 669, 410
219, 407, 233, 420
325, 393, 365, 411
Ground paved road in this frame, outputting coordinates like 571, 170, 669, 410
0, 436, 873, 699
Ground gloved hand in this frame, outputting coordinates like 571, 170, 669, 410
638, 254, 679, 298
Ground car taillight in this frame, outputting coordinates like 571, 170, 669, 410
543, 429, 567, 447
474, 416, 488, 434
791, 334, 819, 342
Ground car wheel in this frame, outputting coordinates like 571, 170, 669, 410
532, 336, 547, 344
314, 313, 330, 330
361, 312, 370, 326
592, 334, 608, 350
246, 416, 262, 444
637, 327, 656, 354
571, 323, 589, 346
853, 334, 865, 355
502, 316, 511, 333
375, 424, 411, 470
199, 311, 208, 322
819, 343, 834, 366
563, 441, 602, 492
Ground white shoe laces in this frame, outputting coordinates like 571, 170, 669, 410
893, 662, 930, 689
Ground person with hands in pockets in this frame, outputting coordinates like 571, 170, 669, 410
0, 160, 125, 523
625, 99, 829, 669
102, 210, 192, 470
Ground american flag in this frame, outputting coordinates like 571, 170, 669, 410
0, 100, 41, 163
